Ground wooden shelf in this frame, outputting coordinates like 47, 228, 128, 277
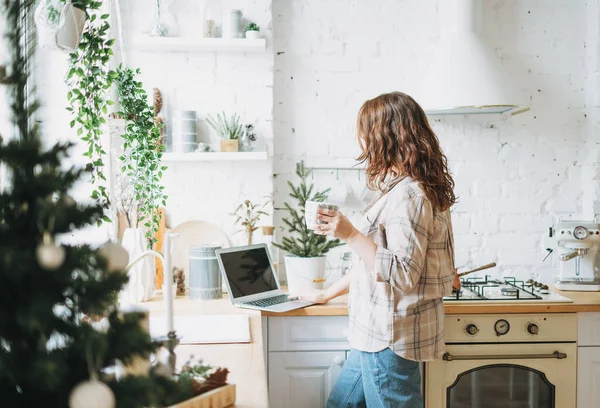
162, 151, 268, 162
132, 37, 267, 53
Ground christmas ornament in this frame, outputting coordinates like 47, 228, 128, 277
98, 241, 129, 272
69, 380, 115, 408
60, 194, 76, 207
36, 232, 65, 270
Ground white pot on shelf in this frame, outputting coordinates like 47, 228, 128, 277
120, 228, 155, 304
284, 255, 327, 294
245, 30, 260, 40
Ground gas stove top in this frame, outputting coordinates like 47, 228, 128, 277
443, 275, 573, 303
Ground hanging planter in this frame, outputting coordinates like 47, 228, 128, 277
35, 0, 85, 52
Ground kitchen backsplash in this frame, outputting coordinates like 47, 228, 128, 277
29, 0, 600, 282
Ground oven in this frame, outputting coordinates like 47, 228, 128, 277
425, 313, 577, 408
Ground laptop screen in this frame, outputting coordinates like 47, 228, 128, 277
219, 247, 278, 298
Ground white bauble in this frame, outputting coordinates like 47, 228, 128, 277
69, 380, 115, 408
98, 241, 129, 272
36, 234, 66, 270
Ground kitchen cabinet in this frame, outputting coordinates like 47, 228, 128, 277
268, 351, 346, 408
267, 316, 350, 408
578, 312, 600, 408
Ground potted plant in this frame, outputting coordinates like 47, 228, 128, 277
113, 66, 167, 303
232, 200, 269, 245
245, 22, 260, 39
206, 112, 244, 152
274, 162, 343, 293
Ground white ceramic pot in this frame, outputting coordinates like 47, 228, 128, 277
121, 228, 155, 304
245, 30, 260, 40
284, 255, 327, 294
55, 2, 86, 52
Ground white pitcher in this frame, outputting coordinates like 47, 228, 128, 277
121, 228, 155, 304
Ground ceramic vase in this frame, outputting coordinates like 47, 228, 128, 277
245, 30, 260, 39
121, 228, 155, 304
284, 256, 327, 293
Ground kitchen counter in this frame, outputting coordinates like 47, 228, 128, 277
142, 287, 600, 407
143, 296, 268, 408
261, 286, 600, 316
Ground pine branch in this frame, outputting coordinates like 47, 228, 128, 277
274, 161, 343, 257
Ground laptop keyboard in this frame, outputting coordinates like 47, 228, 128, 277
245, 294, 292, 308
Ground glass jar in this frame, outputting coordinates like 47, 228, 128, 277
148, 0, 179, 37
221, 9, 243, 39
199, 0, 216, 38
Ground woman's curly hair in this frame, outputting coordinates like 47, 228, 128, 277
357, 91, 456, 212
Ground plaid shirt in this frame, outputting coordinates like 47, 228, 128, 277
348, 178, 455, 361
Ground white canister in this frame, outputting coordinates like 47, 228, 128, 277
222, 9, 242, 39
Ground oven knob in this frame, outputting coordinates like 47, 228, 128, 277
466, 324, 479, 335
527, 323, 539, 335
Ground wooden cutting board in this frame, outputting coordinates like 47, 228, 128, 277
155, 208, 167, 290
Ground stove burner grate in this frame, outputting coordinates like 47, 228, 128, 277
445, 275, 546, 301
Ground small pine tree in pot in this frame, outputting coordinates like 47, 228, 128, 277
274, 162, 343, 293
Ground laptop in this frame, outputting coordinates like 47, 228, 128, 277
215, 244, 314, 312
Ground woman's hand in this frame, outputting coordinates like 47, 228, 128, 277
452, 268, 461, 290
289, 289, 331, 304
314, 208, 358, 242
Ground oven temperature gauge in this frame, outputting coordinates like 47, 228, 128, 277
573, 226, 589, 240
494, 319, 510, 336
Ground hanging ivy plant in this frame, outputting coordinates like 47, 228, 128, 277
114, 65, 167, 247
65, 0, 115, 221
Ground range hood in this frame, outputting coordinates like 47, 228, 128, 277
418, 0, 529, 116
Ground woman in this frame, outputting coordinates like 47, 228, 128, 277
299, 92, 456, 408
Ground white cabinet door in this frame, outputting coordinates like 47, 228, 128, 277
269, 351, 346, 408
578, 347, 600, 408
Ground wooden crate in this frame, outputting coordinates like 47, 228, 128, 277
168, 384, 236, 408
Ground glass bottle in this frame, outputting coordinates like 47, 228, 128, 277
340, 252, 353, 276
148, 0, 179, 37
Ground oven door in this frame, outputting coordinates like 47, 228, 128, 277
425, 343, 576, 408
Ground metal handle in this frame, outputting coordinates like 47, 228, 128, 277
443, 351, 567, 362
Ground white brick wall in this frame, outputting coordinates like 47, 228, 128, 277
29, 0, 600, 282
273, 0, 600, 281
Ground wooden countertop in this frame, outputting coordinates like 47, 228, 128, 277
143, 295, 268, 408
261, 287, 600, 317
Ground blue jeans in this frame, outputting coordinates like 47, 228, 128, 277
327, 348, 423, 408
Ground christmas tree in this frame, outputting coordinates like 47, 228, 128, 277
0, 1, 178, 407
275, 161, 343, 257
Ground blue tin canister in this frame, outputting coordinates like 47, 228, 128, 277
189, 244, 222, 300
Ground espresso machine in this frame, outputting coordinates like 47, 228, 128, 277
547, 220, 600, 291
